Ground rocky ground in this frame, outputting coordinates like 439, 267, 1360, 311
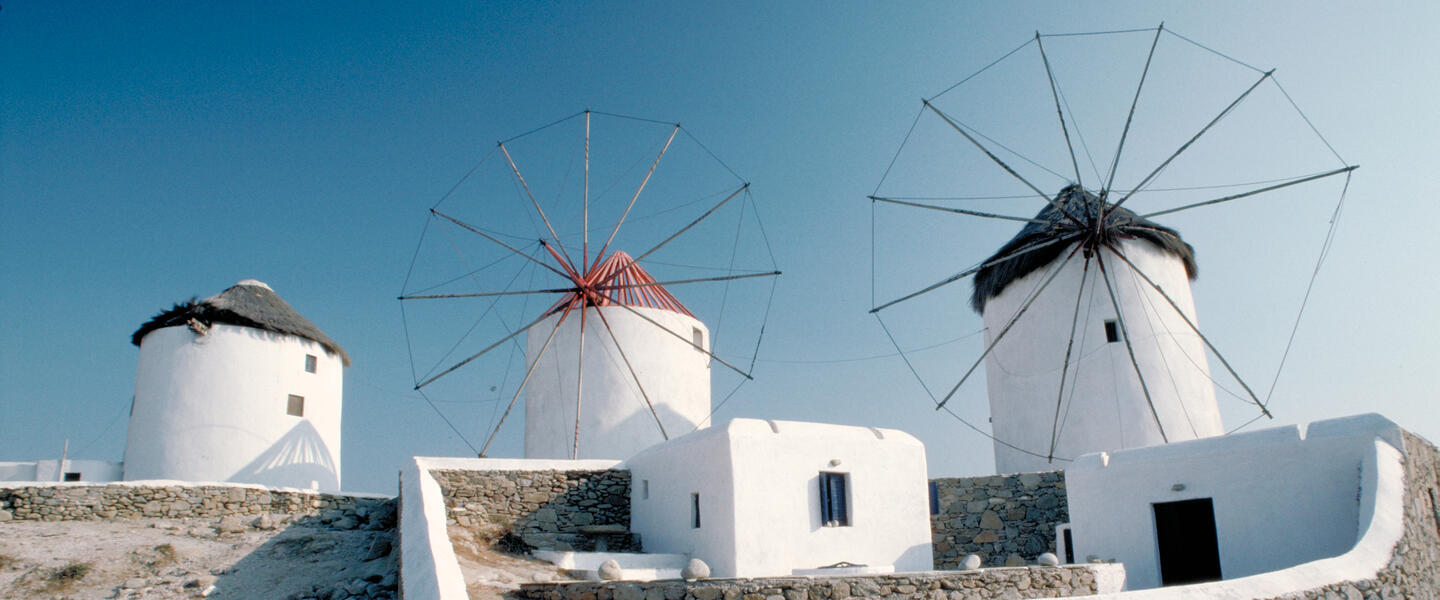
447, 524, 574, 600
0, 514, 396, 599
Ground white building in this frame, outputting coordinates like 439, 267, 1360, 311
1062, 412, 1406, 593
124, 279, 348, 491
622, 418, 934, 578
525, 251, 711, 461
975, 186, 1223, 474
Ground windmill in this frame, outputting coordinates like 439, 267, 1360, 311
869, 25, 1356, 473
400, 110, 779, 460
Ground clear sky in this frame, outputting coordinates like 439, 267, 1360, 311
3, 2, 1438, 494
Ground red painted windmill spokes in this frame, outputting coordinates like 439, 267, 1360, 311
400, 110, 779, 458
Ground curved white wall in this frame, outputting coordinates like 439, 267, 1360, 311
125, 323, 343, 491
983, 239, 1222, 474
525, 306, 710, 460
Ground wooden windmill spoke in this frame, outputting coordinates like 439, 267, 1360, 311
593, 183, 750, 290
1094, 250, 1168, 442
572, 306, 587, 459
589, 124, 682, 275
1138, 165, 1358, 219
1047, 253, 1093, 462
500, 142, 580, 274
1104, 242, 1272, 418
595, 270, 781, 293
592, 288, 754, 380
922, 100, 1087, 229
868, 196, 1046, 224
431, 209, 573, 281
1102, 24, 1164, 197
399, 286, 582, 300
1109, 68, 1274, 213
871, 232, 1082, 314
1036, 32, 1084, 189
414, 306, 561, 390
478, 304, 577, 457
936, 247, 1080, 410
583, 110, 591, 269
591, 306, 670, 441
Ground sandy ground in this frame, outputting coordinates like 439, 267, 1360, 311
0, 517, 396, 599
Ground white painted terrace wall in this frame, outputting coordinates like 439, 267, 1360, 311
126, 323, 343, 491
0, 459, 123, 483
984, 239, 1222, 474
399, 457, 620, 600
1064, 413, 1404, 592
525, 306, 710, 461
624, 418, 933, 578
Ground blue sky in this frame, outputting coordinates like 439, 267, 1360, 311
3, 2, 1438, 494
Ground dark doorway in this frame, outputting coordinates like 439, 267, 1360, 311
1153, 498, 1222, 586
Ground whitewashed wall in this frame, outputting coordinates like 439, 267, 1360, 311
125, 323, 344, 491
624, 418, 933, 578
984, 239, 1223, 474
525, 305, 710, 460
0, 462, 38, 481
1064, 413, 1404, 592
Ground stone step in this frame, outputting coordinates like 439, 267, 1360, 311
535, 551, 689, 581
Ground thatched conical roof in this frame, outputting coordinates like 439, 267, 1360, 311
971, 186, 1196, 313
132, 279, 350, 366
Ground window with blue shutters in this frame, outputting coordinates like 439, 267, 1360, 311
819, 472, 849, 527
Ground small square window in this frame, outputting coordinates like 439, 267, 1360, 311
820, 472, 849, 527
63, 472, 81, 482
287, 394, 305, 417
1104, 320, 1120, 343
305, 354, 317, 373
691, 493, 701, 528
691, 327, 704, 351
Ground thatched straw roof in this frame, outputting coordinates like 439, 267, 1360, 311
132, 279, 350, 366
971, 185, 1196, 314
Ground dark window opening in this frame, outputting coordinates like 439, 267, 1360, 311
1062, 527, 1075, 564
691, 493, 701, 528
642, 480, 650, 500
1154, 498, 1222, 586
287, 394, 305, 417
820, 472, 850, 527
305, 354, 317, 373
928, 481, 940, 516
63, 472, 81, 482
1104, 320, 1120, 343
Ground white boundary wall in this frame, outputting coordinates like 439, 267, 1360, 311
1063, 413, 1406, 596
126, 323, 344, 491
398, 457, 620, 600
0, 459, 123, 483
624, 419, 933, 578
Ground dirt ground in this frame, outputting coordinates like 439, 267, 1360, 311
0, 516, 396, 599
446, 524, 574, 600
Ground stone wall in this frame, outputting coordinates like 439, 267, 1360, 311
1264, 431, 1440, 598
515, 567, 1110, 600
430, 468, 635, 552
930, 472, 1067, 570
0, 483, 395, 530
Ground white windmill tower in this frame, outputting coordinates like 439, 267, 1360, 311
401, 110, 778, 461
869, 25, 1355, 474
125, 279, 349, 490
972, 186, 1224, 473
523, 250, 713, 460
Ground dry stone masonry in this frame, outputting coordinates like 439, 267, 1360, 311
930, 471, 1068, 570
0, 484, 394, 530
515, 567, 1105, 600
431, 468, 636, 552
